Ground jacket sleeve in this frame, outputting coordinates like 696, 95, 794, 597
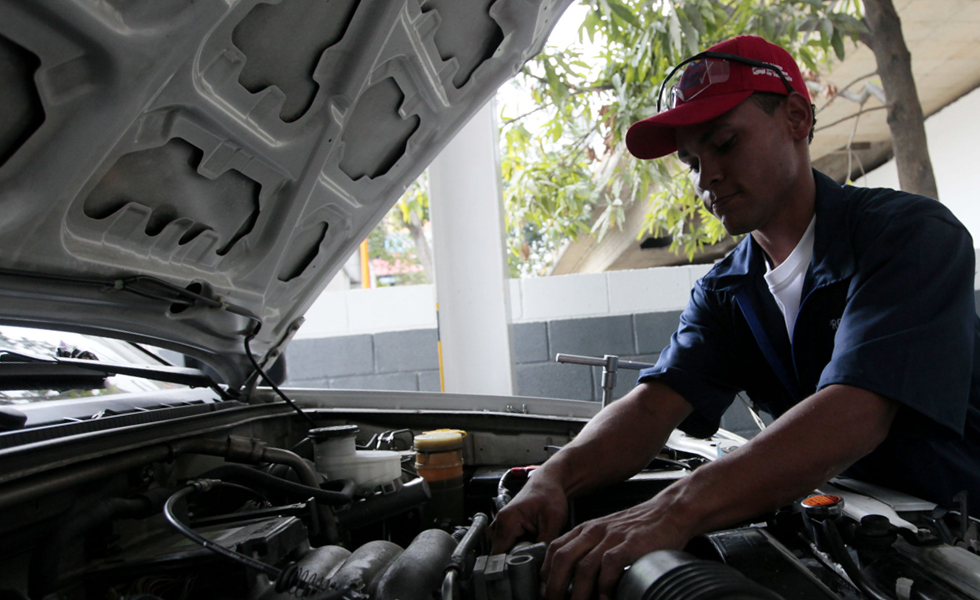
637, 281, 743, 437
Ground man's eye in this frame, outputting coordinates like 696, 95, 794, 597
717, 136, 735, 152
686, 161, 699, 173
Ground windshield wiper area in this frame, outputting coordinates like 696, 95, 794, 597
0, 354, 232, 400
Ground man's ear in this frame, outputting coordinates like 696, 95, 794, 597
784, 92, 813, 142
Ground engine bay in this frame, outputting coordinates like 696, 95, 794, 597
1, 404, 978, 600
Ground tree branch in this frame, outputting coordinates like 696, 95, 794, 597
502, 103, 553, 125
814, 105, 886, 131
815, 70, 879, 114
560, 123, 604, 169
567, 84, 614, 95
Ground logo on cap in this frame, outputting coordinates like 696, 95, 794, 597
752, 66, 793, 81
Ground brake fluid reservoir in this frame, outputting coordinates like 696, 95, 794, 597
311, 425, 400, 493
414, 429, 466, 527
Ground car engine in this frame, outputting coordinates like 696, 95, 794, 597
1, 402, 978, 600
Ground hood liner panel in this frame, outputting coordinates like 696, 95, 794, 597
0, 0, 574, 388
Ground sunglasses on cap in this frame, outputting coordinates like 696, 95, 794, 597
656, 51, 795, 113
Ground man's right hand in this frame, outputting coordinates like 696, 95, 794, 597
488, 473, 569, 554
488, 382, 690, 556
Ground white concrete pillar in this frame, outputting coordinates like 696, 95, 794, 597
428, 100, 515, 396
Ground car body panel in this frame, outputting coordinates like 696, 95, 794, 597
0, 0, 572, 388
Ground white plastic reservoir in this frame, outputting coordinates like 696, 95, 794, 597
310, 425, 401, 493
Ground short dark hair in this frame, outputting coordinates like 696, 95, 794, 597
749, 92, 816, 144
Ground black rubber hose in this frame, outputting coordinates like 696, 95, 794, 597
442, 513, 490, 600
495, 469, 525, 511
200, 464, 355, 506
448, 513, 489, 574
617, 550, 785, 600
163, 480, 282, 579
171, 437, 340, 544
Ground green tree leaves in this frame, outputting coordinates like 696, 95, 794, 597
369, 0, 865, 281
500, 0, 864, 274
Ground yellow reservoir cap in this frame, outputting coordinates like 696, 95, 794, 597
414, 429, 466, 453
414, 429, 466, 483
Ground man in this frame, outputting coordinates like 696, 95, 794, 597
489, 35, 980, 600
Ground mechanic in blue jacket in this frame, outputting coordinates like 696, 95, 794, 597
490, 35, 980, 600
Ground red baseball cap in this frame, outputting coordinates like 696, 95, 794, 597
626, 36, 810, 160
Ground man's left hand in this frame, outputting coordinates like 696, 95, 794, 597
540, 494, 692, 600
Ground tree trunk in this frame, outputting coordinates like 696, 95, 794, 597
860, 0, 939, 199
405, 210, 436, 284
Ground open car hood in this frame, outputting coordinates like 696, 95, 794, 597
0, 0, 570, 390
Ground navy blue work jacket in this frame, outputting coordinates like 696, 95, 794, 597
639, 170, 980, 511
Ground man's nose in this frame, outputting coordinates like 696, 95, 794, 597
699, 157, 724, 190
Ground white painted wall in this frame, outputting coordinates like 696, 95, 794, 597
860, 85, 980, 241
296, 263, 711, 339
297, 249, 980, 339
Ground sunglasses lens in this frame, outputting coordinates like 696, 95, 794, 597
668, 58, 731, 109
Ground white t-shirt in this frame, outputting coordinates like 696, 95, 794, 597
764, 216, 816, 338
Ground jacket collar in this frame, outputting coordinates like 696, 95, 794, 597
808, 169, 857, 290
700, 169, 856, 293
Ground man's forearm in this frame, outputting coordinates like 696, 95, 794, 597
658, 383, 898, 538
538, 384, 899, 600
537, 381, 694, 498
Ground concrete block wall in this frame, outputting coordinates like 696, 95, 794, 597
286, 329, 442, 393
511, 313, 666, 402
510, 310, 764, 436
285, 308, 765, 438
286, 261, 980, 441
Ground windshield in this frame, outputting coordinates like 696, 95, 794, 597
0, 326, 184, 404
